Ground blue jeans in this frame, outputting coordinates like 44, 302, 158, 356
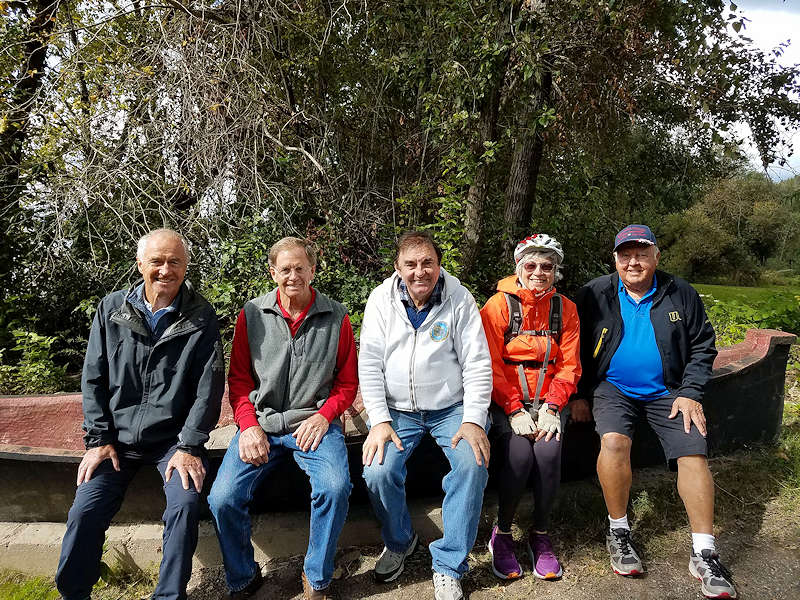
207, 424, 351, 592
362, 404, 489, 579
55, 444, 204, 600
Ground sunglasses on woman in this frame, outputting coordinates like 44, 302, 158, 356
522, 261, 554, 273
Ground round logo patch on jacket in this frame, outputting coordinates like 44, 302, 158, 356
430, 321, 449, 342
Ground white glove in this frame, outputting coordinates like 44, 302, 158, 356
509, 410, 537, 436
537, 404, 562, 439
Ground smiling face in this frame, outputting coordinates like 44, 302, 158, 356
615, 242, 660, 294
136, 232, 188, 309
395, 242, 441, 308
518, 255, 556, 292
270, 246, 315, 305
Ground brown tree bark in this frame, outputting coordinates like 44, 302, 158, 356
503, 68, 552, 259
460, 48, 510, 276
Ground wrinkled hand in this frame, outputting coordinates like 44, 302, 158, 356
165, 450, 206, 492
509, 410, 537, 439
569, 398, 592, 423
668, 396, 707, 437
362, 422, 404, 466
292, 413, 330, 452
536, 405, 561, 442
239, 425, 270, 466
451, 422, 490, 467
77, 444, 119, 486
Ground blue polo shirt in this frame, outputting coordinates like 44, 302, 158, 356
606, 276, 669, 400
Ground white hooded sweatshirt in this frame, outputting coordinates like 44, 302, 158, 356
358, 268, 492, 427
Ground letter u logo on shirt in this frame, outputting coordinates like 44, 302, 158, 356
668, 311, 681, 322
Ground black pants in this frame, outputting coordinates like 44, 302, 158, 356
56, 444, 205, 600
495, 431, 562, 532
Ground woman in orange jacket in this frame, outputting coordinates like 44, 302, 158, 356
480, 234, 581, 582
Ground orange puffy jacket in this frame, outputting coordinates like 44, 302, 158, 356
480, 275, 581, 415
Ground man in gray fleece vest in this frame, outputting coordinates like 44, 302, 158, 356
208, 237, 358, 600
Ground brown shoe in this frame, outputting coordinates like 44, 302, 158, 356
302, 572, 331, 600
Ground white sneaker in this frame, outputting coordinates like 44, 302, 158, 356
433, 571, 463, 600
374, 533, 419, 582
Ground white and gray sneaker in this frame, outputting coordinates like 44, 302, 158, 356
606, 527, 644, 576
689, 549, 738, 599
432, 571, 463, 600
374, 533, 419, 583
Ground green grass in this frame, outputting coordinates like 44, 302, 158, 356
0, 573, 59, 600
692, 283, 800, 304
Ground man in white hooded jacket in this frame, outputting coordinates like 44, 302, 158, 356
359, 230, 493, 600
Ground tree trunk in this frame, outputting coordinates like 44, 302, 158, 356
503, 68, 552, 259
461, 87, 502, 274
460, 48, 510, 276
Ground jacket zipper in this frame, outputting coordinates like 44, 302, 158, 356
409, 329, 418, 412
133, 328, 155, 446
281, 315, 295, 414
593, 327, 608, 358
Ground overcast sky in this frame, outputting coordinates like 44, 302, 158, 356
734, 0, 800, 180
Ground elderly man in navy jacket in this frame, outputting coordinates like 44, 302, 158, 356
574, 225, 737, 600
56, 229, 225, 600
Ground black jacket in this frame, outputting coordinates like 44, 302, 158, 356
81, 280, 225, 452
574, 270, 717, 401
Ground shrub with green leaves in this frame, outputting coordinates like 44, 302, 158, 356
0, 330, 69, 395
696, 286, 800, 346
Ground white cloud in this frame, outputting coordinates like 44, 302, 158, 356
734, 2, 800, 179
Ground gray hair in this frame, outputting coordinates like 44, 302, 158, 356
268, 237, 318, 268
515, 250, 564, 284
136, 229, 191, 263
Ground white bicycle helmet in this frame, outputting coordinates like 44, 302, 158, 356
514, 234, 564, 263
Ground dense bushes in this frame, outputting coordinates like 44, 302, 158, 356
660, 174, 800, 285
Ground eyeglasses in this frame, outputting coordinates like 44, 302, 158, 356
522, 261, 555, 273
616, 251, 653, 264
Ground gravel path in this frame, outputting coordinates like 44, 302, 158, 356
185, 480, 800, 600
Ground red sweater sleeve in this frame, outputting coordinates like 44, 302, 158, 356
317, 314, 359, 422
228, 309, 260, 431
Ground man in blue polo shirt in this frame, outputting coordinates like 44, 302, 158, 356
574, 225, 737, 599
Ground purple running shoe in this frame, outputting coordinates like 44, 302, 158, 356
488, 526, 522, 580
527, 532, 563, 580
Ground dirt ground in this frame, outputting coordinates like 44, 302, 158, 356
185, 472, 800, 600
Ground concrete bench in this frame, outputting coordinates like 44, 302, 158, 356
0, 328, 795, 522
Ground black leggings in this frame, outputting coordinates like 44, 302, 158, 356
496, 432, 562, 532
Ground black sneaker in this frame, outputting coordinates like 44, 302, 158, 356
228, 569, 264, 600
605, 527, 644, 576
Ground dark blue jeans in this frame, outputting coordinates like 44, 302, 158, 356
55, 444, 205, 600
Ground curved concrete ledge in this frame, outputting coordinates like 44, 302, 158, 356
0, 328, 795, 523
712, 328, 798, 379
0, 391, 369, 462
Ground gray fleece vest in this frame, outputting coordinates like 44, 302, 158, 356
242, 288, 347, 434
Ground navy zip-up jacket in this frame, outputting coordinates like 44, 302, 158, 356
81, 280, 225, 452
574, 270, 717, 402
